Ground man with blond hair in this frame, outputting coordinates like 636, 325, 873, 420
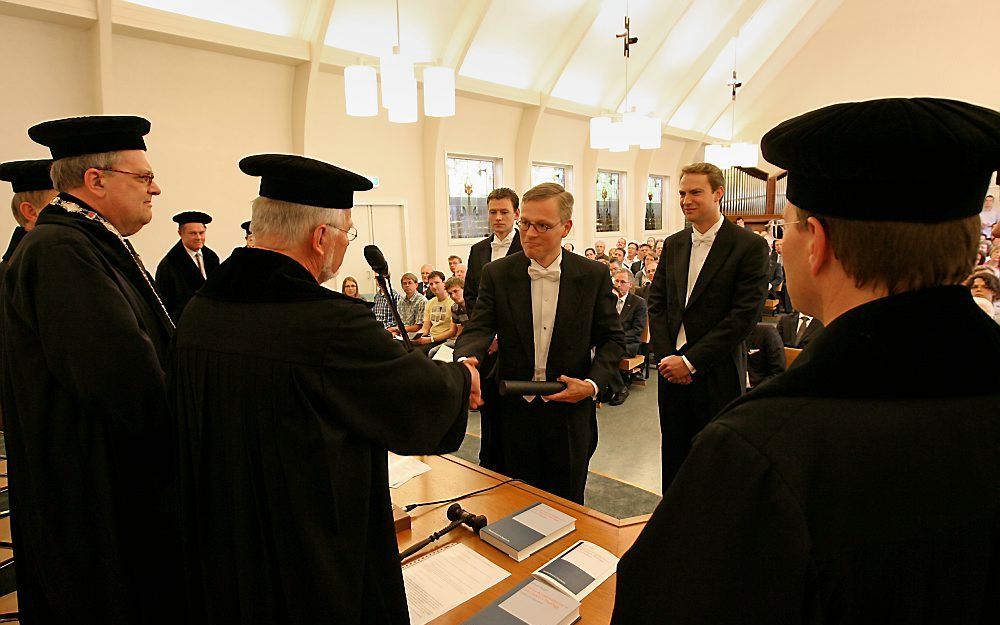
172, 154, 481, 624
456, 182, 624, 503
647, 161, 769, 492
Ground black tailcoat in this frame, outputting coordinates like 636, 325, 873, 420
0, 193, 178, 624
777, 312, 825, 348
647, 218, 769, 490
464, 229, 522, 315
173, 248, 471, 625
154, 240, 220, 322
618, 291, 647, 357
455, 250, 625, 503
614, 286, 1000, 624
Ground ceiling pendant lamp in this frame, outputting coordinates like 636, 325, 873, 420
343, 65, 378, 117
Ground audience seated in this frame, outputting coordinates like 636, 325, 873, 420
747, 322, 786, 388
594, 239, 609, 260
610, 268, 647, 406
390, 272, 426, 335
372, 272, 402, 329
444, 277, 469, 347
414, 270, 454, 347
777, 311, 824, 348
966, 270, 999, 323
341, 275, 360, 299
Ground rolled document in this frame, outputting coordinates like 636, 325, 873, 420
498, 380, 567, 397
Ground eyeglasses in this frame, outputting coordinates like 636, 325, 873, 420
98, 168, 155, 186
517, 218, 562, 233
328, 224, 358, 241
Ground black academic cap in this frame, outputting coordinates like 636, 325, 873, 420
240, 220, 252, 235
0, 159, 54, 193
173, 211, 213, 225
761, 98, 1000, 223
239, 154, 373, 209
28, 115, 151, 161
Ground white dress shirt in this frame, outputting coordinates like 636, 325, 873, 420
185, 245, 207, 280
490, 229, 517, 262
676, 214, 726, 373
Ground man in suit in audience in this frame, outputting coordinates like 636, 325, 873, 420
594, 239, 609, 260
648, 162, 770, 493
609, 268, 647, 406
777, 310, 824, 348
418, 263, 434, 299
614, 97, 1000, 625
456, 182, 625, 504
464, 187, 522, 469
772, 238, 793, 312
746, 322, 785, 388
0, 159, 56, 288
155, 211, 220, 322
630, 243, 651, 276
2, 115, 179, 624
173, 154, 481, 625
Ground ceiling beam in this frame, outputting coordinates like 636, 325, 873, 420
719, 0, 846, 142
291, 0, 337, 154
0, 0, 94, 26
654, 0, 770, 125
441, 0, 491, 70
531, 0, 602, 97
604, 0, 697, 113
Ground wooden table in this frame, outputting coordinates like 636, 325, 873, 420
394, 455, 650, 624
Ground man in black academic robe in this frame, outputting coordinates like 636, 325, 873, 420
0, 159, 56, 288
174, 154, 479, 625
1, 116, 179, 624
155, 211, 220, 322
613, 97, 1000, 625
456, 183, 625, 504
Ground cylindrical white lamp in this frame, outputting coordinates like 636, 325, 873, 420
639, 115, 662, 149
387, 77, 418, 123
608, 121, 630, 152
380, 52, 413, 111
423, 66, 455, 117
344, 65, 378, 117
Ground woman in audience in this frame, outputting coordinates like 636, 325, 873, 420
646, 236, 656, 247
654, 239, 664, 258
985, 246, 1000, 272
965, 271, 999, 322
563, 242, 575, 253
585, 247, 596, 260
341, 276, 360, 299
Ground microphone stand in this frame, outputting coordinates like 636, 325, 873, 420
375, 272, 413, 352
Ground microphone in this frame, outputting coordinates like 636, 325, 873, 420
363, 244, 389, 276
363, 244, 412, 351
399, 504, 489, 561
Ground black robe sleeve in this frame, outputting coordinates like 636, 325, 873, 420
613, 421, 811, 625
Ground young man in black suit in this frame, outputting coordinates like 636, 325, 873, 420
455, 182, 625, 504
464, 187, 522, 314
648, 162, 769, 492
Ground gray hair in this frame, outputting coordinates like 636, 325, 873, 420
615, 267, 635, 283
10, 190, 54, 227
49, 151, 120, 192
250, 196, 348, 248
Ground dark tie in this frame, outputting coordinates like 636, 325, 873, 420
793, 316, 811, 347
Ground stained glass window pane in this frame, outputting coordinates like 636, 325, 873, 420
644, 175, 664, 231
531, 164, 567, 187
447, 156, 496, 239
595, 171, 621, 233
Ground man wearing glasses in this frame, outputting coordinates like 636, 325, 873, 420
1, 115, 179, 623
456, 182, 625, 504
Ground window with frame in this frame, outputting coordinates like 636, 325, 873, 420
531, 163, 570, 188
447, 155, 498, 239
645, 175, 665, 231
595, 170, 622, 233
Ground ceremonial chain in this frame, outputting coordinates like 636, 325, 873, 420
52, 196, 175, 329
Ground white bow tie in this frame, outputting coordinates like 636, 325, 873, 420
691, 231, 716, 247
528, 265, 561, 282
491, 238, 510, 250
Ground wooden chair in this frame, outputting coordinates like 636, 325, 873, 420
763, 298, 780, 314
619, 315, 651, 386
784, 346, 803, 367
